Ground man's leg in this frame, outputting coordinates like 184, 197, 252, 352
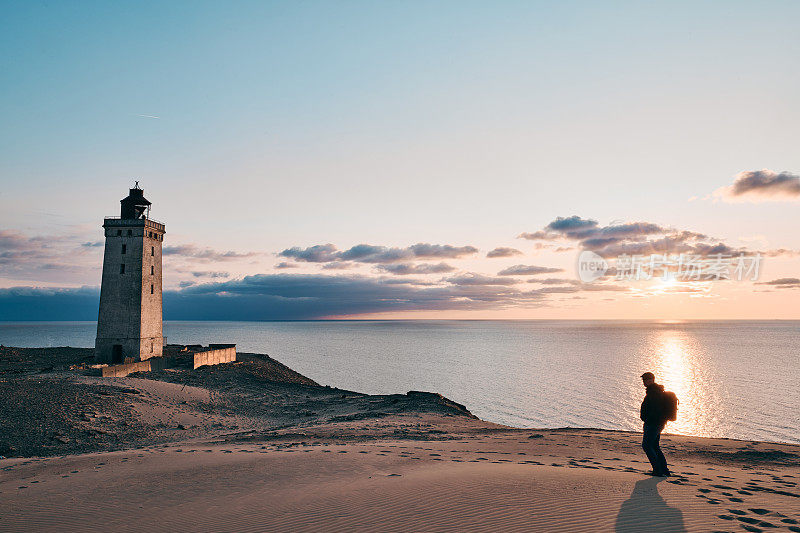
642, 424, 660, 472
652, 425, 669, 474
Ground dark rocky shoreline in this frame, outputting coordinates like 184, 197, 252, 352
0, 347, 478, 458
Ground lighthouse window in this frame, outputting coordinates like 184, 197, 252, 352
151, 246, 154, 256
150, 265, 154, 275
116, 230, 122, 236
121, 244, 127, 254
150, 284, 154, 294
120, 264, 125, 274
127, 230, 132, 236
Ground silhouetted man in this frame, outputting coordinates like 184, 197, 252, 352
640, 372, 670, 477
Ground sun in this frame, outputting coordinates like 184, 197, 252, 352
652, 275, 679, 293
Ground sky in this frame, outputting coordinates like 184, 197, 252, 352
1, 1, 799, 320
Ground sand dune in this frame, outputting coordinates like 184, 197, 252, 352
3, 430, 799, 532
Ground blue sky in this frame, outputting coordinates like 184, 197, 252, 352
1, 1, 799, 319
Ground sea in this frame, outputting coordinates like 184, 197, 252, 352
2, 320, 798, 444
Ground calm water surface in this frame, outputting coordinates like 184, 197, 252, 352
2, 320, 798, 444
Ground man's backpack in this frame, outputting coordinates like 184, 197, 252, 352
662, 391, 679, 422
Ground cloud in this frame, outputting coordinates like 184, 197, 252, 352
190, 271, 230, 278
0, 230, 48, 258
375, 262, 456, 275
279, 242, 478, 265
517, 230, 552, 241
518, 216, 740, 258
525, 282, 629, 294
274, 262, 300, 269
443, 273, 520, 286
714, 169, 800, 202
764, 249, 800, 257
321, 262, 355, 270
0, 266, 639, 321
0, 230, 102, 283
162, 244, 259, 262
497, 264, 564, 276
278, 243, 339, 263
81, 241, 104, 247
527, 277, 581, 285
519, 216, 610, 241
755, 277, 800, 289
165, 274, 545, 319
407, 243, 479, 259
486, 247, 522, 258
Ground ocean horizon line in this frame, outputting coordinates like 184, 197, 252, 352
2, 318, 800, 324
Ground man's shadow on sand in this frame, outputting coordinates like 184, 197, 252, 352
614, 478, 686, 533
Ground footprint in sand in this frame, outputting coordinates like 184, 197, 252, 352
736, 515, 778, 529
742, 525, 764, 533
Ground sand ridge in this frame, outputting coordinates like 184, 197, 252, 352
2, 430, 799, 532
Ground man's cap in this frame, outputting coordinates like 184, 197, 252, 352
641, 372, 655, 380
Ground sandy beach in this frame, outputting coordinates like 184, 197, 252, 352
2, 348, 799, 532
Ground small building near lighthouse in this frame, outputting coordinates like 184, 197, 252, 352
95, 183, 165, 364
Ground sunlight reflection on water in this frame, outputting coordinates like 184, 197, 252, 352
646, 329, 716, 437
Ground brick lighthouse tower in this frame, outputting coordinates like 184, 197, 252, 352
95, 183, 165, 363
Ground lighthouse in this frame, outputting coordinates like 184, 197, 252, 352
95, 183, 165, 363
